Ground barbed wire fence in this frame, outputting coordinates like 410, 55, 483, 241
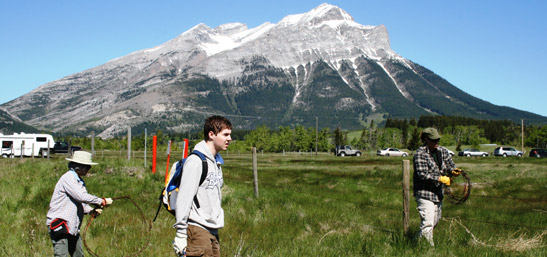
242, 149, 546, 240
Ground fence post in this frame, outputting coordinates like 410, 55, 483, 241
144, 128, 147, 168
152, 136, 157, 174
20, 141, 24, 159
91, 131, 95, 157
402, 160, 410, 236
68, 140, 72, 158
252, 147, 259, 198
164, 140, 172, 184
182, 139, 189, 159
127, 126, 131, 161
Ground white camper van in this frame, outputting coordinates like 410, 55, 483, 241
0, 132, 55, 158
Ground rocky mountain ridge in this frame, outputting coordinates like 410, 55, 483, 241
2, 3, 545, 138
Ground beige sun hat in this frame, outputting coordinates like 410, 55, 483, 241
66, 151, 98, 165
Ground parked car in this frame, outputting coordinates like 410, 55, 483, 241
458, 148, 489, 157
377, 148, 409, 157
529, 148, 547, 158
52, 141, 82, 154
447, 149, 455, 156
335, 145, 361, 157
494, 146, 523, 157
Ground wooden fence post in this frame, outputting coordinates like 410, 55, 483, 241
91, 131, 95, 157
127, 126, 131, 161
68, 140, 72, 158
252, 147, 259, 198
402, 160, 410, 236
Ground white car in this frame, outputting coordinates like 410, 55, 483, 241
377, 148, 409, 157
458, 148, 489, 157
494, 146, 523, 157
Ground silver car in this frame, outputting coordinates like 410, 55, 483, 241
494, 146, 523, 157
377, 148, 409, 157
458, 148, 489, 157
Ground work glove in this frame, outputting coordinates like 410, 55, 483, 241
102, 198, 113, 207
451, 168, 462, 177
90, 208, 103, 218
173, 230, 187, 256
439, 176, 451, 186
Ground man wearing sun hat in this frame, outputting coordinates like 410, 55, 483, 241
46, 151, 113, 256
413, 127, 461, 246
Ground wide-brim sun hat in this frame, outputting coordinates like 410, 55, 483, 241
66, 151, 98, 165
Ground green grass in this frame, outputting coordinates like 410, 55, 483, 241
0, 153, 545, 256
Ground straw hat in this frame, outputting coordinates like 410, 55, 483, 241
66, 151, 98, 165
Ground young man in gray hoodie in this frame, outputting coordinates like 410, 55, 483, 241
173, 115, 232, 257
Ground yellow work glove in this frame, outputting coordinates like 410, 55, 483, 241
439, 176, 451, 186
451, 168, 462, 177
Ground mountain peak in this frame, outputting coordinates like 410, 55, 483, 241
279, 3, 354, 26
308, 3, 354, 22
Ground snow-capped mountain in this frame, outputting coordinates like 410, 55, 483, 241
1, 3, 545, 137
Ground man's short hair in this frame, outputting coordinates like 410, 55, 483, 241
204, 116, 232, 141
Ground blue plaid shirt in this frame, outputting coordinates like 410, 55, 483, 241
46, 170, 103, 235
413, 146, 456, 202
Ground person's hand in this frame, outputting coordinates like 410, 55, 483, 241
102, 198, 113, 207
91, 208, 103, 217
439, 176, 451, 186
451, 168, 462, 177
173, 230, 187, 256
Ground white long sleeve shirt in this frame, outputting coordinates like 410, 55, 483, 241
46, 170, 103, 235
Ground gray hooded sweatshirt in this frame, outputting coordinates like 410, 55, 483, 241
173, 140, 224, 235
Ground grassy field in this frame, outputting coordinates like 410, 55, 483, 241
0, 152, 545, 256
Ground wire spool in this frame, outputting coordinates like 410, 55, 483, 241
82, 196, 151, 257
445, 170, 471, 204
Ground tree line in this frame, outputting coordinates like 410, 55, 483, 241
61, 115, 546, 153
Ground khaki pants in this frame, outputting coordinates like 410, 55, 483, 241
416, 197, 442, 246
186, 225, 220, 257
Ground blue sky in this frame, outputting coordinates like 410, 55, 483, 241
1, 0, 546, 117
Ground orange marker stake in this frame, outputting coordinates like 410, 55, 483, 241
152, 136, 157, 174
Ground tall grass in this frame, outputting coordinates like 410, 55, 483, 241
0, 153, 545, 256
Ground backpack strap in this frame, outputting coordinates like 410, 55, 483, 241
190, 150, 208, 208
153, 150, 209, 222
